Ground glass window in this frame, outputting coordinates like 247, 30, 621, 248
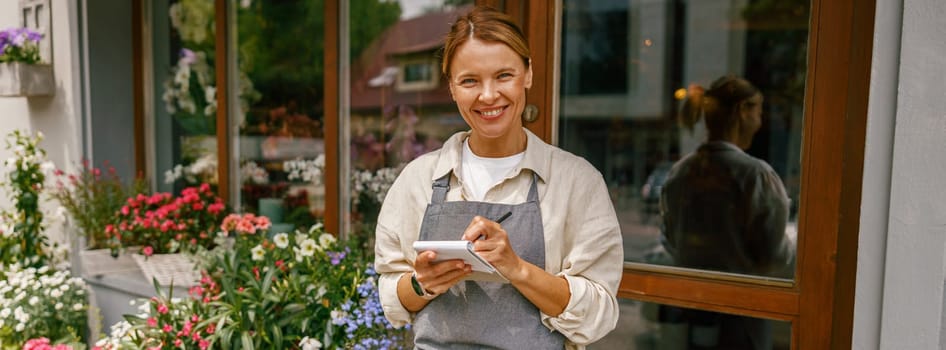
153, 0, 219, 194
346, 0, 473, 236
590, 299, 791, 350
559, 0, 809, 280
230, 0, 325, 234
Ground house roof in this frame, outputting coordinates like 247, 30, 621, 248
350, 5, 471, 110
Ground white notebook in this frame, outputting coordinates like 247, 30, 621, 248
412, 240, 508, 283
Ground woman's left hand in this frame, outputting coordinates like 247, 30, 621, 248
460, 216, 526, 282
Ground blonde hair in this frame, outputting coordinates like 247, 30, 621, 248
441, 6, 530, 78
680, 75, 761, 136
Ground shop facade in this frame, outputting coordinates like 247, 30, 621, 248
1, 0, 943, 348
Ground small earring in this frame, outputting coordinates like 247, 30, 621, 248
522, 104, 539, 122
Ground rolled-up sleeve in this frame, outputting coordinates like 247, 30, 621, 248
540, 168, 624, 346
375, 221, 412, 327
374, 164, 427, 328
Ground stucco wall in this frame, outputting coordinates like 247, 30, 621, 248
0, 2, 84, 246
855, 0, 946, 348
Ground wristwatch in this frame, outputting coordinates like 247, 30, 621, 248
410, 272, 437, 300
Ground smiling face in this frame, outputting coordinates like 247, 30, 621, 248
448, 38, 533, 157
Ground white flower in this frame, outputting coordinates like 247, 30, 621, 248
308, 222, 323, 234
0, 308, 10, 318
299, 239, 317, 257
15, 322, 25, 332
50, 289, 62, 298
251, 245, 266, 261
273, 233, 290, 249
28, 296, 39, 305
299, 336, 322, 350
54, 303, 63, 310
73, 303, 84, 311
318, 233, 336, 249
330, 309, 347, 324
40, 161, 55, 174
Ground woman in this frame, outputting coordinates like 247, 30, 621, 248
660, 76, 794, 349
374, 6, 623, 349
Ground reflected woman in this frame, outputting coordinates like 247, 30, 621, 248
373, 6, 623, 350
660, 75, 795, 349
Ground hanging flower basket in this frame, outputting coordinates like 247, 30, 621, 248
0, 62, 54, 97
131, 253, 201, 287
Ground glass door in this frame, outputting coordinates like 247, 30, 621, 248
492, 0, 874, 348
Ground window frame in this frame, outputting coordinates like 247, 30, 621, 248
489, 0, 874, 348
132, 0, 874, 347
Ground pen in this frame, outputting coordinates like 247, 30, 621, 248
495, 211, 512, 224
474, 211, 512, 241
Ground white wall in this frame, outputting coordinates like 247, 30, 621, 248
855, 0, 946, 348
0, 2, 84, 245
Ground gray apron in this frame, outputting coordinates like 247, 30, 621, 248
413, 172, 566, 349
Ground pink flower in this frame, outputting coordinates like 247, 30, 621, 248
157, 303, 169, 314
23, 337, 51, 350
255, 216, 272, 231
199, 339, 210, 350
147, 317, 158, 327
208, 203, 225, 215
200, 183, 211, 193
142, 246, 154, 257
163, 324, 173, 333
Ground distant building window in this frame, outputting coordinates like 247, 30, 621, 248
397, 58, 439, 92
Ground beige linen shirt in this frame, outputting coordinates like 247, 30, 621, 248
374, 129, 624, 349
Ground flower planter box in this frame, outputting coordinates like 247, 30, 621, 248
131, 253, 201, 287
78, 248, 141, 277
0, 62, 54, 97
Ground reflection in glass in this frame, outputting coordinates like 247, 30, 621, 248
590, 299, 790, 350
232, 1, 324, 233
558, 0, 809, 279
347, 1, 473, 236
154, 0, 219, 194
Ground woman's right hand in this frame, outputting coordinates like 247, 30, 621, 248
413, 251, 472, 295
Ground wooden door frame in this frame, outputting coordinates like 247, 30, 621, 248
500, 0, 875, 348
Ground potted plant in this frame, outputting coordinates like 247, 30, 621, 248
94, 220, 409, 349
113, 183, 229, 287
50, 160, 150, 277
0, 27, 53, 97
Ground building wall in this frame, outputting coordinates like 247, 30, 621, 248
0, 1, 84, 245
855, 0, 946, 348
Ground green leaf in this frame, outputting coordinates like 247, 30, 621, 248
241, 331, 254, 350
271, 324, 283, 348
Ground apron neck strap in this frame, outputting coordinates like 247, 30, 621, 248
527, 172, 539, 202
431, 173, 451, 204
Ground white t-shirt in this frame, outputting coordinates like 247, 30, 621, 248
460, 138, 524, 201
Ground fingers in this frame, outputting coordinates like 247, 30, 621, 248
414, 258, 471, 294
460, 215, 506, 242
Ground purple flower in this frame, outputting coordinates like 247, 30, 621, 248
328, 251, 346, 265
179, 48, 196, 65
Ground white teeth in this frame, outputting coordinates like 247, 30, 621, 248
482, 109, 502, 117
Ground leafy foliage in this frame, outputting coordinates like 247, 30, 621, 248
50, 160, 148, 250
